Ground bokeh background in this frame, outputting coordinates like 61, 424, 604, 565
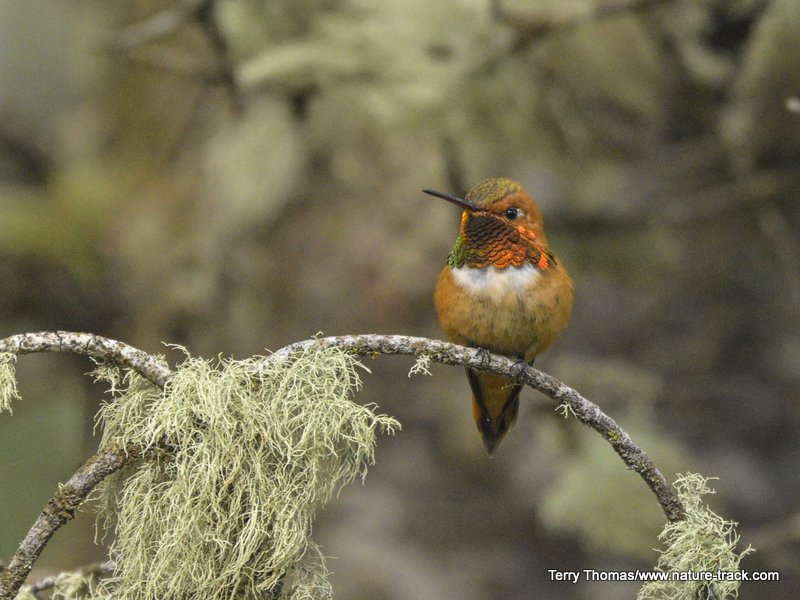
1, 0, 799, 598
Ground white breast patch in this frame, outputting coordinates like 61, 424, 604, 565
450, 264, 541, 296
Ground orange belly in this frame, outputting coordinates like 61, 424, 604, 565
434, 264, 573, 361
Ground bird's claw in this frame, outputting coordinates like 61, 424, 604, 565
475, 347, 491, 368
511, 358, 530, 381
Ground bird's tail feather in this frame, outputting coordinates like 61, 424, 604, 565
466, 368, 522, 454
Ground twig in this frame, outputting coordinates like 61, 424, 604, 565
0, 447, 149, 600
270, 334, 686, 522
195, 0, 244, 114
0, 331, 172, 388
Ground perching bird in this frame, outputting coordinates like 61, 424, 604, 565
425, 178, 573, 453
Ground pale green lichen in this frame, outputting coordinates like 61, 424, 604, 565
51, 570, 94, 600
0, 352, 20, 413
18, 563, 106, 600
408, 354, 432, 377
554, 400, 577, 419
92, 344, 399, 600
638, 473, 754, 600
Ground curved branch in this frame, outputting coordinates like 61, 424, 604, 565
0, 331, 172, 388
0, 330, 685, 600
0, 446, 146, 600
0, 332, 173, 600
271, 334, 686, 522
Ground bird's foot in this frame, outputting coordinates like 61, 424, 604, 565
510, 358, 530, 382
475, 347, 492, 368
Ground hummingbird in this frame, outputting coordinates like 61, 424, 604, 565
424, 178, 573, 454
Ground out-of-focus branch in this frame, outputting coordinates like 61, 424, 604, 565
194, 0, 243, 113
105, 0, 242, 112
106, 0, 206, 53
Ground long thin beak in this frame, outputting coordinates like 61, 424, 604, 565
422, 189, 479, 212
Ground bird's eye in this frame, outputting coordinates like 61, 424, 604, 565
504, 207, 519, 220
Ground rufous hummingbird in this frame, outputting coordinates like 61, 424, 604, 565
424, 178, 574, 454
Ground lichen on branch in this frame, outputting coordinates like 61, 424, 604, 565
638, 473, 753, 600
0, 330, 687, 600
0, 353, 19, 413
93, 343, 399, 600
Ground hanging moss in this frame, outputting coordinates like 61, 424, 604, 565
92, 343, 399, 600
638, 473, 753, 600
0, 353, 19, 414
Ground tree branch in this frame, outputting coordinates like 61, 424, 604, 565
106, 0, 206, 53
0, 332, 175, 600
0, 446, 148, 600
105, 0, 243, 113
271, 334, 686, 522
0, 330, 686, 600
0, 331, 172, 388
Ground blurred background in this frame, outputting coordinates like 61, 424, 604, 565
1, 0, 799, 597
